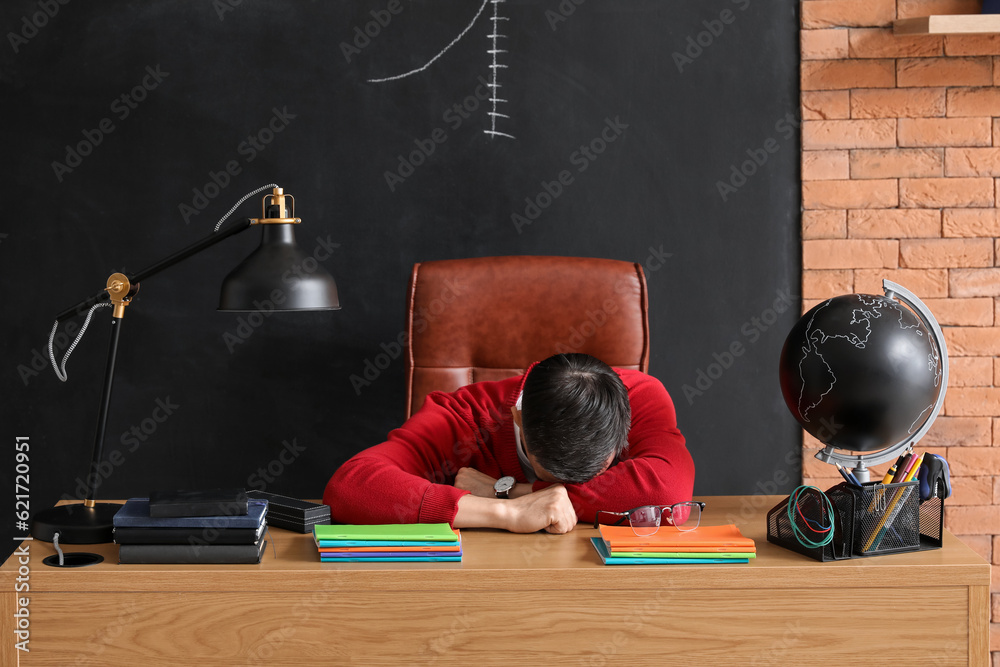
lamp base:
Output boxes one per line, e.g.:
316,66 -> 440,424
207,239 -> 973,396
31,503 -> 122,544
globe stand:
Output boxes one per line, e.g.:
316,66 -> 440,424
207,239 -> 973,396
812,280 -> 949,482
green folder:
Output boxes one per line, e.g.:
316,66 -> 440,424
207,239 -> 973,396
314,523 -> 458,542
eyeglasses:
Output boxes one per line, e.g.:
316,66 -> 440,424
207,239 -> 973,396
594,502 -> 706,536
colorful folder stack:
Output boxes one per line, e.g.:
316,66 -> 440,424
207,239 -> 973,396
592,524 -> 756,565
313,523 -> 462,562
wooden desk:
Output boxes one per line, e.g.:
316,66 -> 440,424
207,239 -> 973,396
0,496 -> 989,666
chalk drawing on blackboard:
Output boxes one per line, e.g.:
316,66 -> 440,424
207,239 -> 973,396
366,0 -> 515,140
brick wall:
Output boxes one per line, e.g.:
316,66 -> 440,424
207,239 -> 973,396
799,0 -> 1000,659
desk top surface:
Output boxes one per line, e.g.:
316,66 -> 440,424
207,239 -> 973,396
2,496 -> 988,593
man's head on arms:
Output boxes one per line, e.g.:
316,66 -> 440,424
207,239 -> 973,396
515,353 -> 631,484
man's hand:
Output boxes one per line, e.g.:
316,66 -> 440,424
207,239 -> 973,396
453,467 -> 499,498
502,484 -> 577,534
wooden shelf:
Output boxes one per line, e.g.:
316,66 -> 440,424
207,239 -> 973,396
894,14 -> 1000,35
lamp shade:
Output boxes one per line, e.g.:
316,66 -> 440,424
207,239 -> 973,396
218,224 -> 340,311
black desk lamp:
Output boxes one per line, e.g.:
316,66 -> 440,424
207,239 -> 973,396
31,186 -> 339,545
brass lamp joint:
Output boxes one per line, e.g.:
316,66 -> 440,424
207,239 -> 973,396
251,186 -> 300,225
105,273 -> 138,319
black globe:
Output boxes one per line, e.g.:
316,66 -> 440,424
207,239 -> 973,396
779,293 -> 943,453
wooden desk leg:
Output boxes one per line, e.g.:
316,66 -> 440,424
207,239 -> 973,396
970,585 -> 989,667
1,592 -> 15,666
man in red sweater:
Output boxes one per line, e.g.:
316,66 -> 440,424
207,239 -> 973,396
323,353 -> 695,534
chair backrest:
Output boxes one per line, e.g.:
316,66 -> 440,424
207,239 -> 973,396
404,255 -> 649,418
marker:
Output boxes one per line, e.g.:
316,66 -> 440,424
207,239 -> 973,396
903,452 -> 925,483
879,463 -> 898,485
891,452 -> 913,483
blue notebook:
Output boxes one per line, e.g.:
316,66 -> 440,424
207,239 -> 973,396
113,498 -> 267,529
590,538 -> 749,565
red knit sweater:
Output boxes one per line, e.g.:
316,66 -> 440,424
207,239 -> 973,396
323,369 -> 695,526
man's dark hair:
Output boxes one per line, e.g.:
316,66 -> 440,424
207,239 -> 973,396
520,353 -> 631,483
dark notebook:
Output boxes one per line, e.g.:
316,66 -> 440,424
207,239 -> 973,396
148,488 -> 248,518
113,498 -> 267,529
118,536 -> 267,564
113,522 -> 266,545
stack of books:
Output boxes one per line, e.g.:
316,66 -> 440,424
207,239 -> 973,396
247,490 -> 330,533
113,496 -> 269,564
313,523 -> 462,562
592,524 -> 756,565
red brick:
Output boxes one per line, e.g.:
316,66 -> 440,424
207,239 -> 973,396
922,298 -> 994,326
949,448 -> 1000,476
995,359 -> 1000,386
899,177 -> 994,208
802,0 -> 896,29
951,269 -> 1000,297
946,34 -> 1000,56
803,150 -> 850,180
803,119 -> 896,149
850,148 -> 942,178
898,57 -> 993,88
802,29 -> 849,60
949,357 -> 996,387
900,238 -> 993,268
802,91 -> 851,120
944,209 -> 1000,237
803,210 -> 848,239
802,179 -> 899,209
854,268 -> 948,297
995,57 -> 1000,87
956,534 -> 993,562
802,239 -> 898,268
995,301 -> 1000,331
948,88 -> 1000,117
946,329 -> 1000,356
898,117 -> 992,147
946,387 -> 1000,416
849,27 -> 942,57
994,593 -> 1000,623
950,476 -> 996,505
945,504 -> 1000,534
897,0 -> 983,18
946,148 -> 1000,177
924,415 -> 993,447
847,208 -> 940,237
803,269 -> 854,298
996,239 -> 1000,266
803,60 -> 895,91
850,88 -> 946,119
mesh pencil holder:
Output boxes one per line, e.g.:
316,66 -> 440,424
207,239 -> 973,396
767,482 -> 944,562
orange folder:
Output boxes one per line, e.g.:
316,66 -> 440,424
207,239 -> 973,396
599,524 -> 755,550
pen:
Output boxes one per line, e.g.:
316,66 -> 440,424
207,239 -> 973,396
890,452 -> 913,483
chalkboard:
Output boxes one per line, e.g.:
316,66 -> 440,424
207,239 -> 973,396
0,1 -> 800,554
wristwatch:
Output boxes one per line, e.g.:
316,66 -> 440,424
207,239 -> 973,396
494,476 -> 515,499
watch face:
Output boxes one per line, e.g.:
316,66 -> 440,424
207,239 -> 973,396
495,476 -> 515,493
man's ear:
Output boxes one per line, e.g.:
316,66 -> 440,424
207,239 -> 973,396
510,405 -> 523,430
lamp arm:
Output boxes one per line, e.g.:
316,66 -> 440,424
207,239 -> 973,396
54,217 -> 255,322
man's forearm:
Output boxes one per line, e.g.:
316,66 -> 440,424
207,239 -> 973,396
453,494 -> 509,530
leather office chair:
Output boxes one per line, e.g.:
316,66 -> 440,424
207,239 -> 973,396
404,255 -> 650,418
